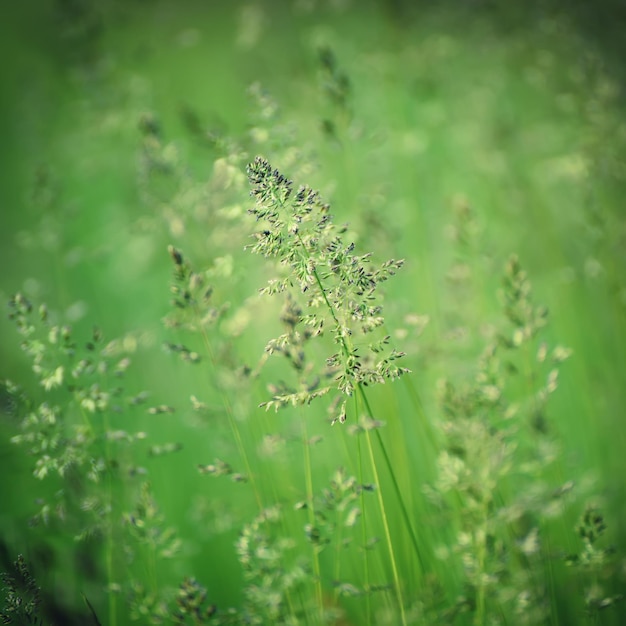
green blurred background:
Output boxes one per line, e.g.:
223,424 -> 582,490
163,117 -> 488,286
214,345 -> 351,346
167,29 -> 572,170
1,0 -> 625,622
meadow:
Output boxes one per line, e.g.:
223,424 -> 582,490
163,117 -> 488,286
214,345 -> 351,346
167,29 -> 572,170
1,1 -> 625,624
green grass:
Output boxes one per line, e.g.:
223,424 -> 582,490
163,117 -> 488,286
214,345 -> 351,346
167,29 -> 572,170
1,1 -> 626,624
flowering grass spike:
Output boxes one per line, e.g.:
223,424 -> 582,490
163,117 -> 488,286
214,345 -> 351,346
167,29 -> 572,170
246,156 -> 409,422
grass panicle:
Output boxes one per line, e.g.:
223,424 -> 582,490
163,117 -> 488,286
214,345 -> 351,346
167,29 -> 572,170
246,155 -> 409,424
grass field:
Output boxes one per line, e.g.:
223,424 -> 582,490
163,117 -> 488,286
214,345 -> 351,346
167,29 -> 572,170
1,1 -> 625,624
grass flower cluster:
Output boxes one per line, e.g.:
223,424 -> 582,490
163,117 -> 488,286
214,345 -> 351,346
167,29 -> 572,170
246,155 -> 408,421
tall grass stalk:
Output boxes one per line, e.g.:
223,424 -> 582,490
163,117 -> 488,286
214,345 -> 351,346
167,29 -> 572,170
307,240 -> 412,619
353,415 -> 373,625
245,156 -> 421,622
362,422 -> 406,624
300,413 -> 324,622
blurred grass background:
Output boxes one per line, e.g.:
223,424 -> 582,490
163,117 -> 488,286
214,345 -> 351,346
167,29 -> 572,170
1,0 -> 626,622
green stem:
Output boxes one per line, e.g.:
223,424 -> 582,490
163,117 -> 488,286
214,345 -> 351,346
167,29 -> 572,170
302,414 -> 325,623
363,424 -> 407,625
356,417 -> 372,625
358,387 -> 424,571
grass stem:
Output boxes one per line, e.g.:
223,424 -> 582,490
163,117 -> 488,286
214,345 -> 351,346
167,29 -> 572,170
363,424 -> 407,625
301,413 -> 325,623
358,387 -> 424,571
356,420 -> 372,625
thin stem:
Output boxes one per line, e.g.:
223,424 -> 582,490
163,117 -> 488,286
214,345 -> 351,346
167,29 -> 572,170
358,387 -> 424,571
306,249 -> 351,363
356,415 -> 373,625
302,414 -> 325,623
363,424 -> 407,625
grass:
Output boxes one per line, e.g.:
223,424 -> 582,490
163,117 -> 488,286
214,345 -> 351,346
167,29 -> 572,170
1,0 -> 626,624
